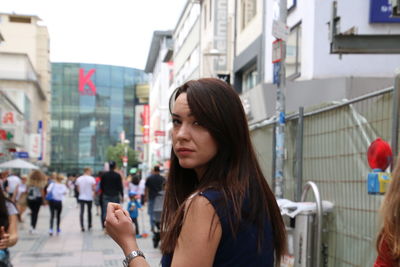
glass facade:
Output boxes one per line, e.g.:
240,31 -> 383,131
50,63 -> 147,174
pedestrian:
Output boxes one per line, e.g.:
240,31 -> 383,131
94,171 -> 103,216
6,172 -> 21,198
12,175 -> 28,222
127,192 -> 142,238
145,166 -> 165,232
47,173 -> 67,235
100,161 -> 123,227
0,186 -> 18,266
105,78 -> 287,267
75,167 -> 96,232
0,171 -> 9,193
67,174 -> 74,197
72,175 -> 80,206
26,170 -> 46,234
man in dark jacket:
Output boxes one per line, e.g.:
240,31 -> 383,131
100,161 -> 123,227
145,165 -> 165,231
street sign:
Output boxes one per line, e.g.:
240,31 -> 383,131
272,20 -> 289,41
16,152 -> 29,159
273,62 -> 281,85
272,39 -> 284,63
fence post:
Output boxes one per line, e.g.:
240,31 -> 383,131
391,73 -> 400,170
295,107 -> 304,202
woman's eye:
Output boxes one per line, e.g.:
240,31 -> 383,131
193,121 -> 200,126
172,119 -> 181,126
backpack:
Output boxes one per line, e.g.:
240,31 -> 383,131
27,186 -> 40,200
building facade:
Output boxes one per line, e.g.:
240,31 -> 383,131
173,1 -> 201,86
145,31 -> 174,171
0,13 -> 51,165
50,63 -> 147,174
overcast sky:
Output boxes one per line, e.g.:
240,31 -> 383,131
1,0 -> 187,70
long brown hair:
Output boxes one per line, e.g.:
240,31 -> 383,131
27,170 -> 47,188
160,78 -> 286,261
377,155 -> 400,259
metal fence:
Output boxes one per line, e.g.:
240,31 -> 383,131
251,86 -> 395,266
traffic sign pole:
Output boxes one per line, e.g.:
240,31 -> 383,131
274,0 -> 287,199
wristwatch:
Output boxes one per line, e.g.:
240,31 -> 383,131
123,250 -> 145,267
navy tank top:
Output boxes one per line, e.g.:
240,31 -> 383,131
161,189 -> 275,267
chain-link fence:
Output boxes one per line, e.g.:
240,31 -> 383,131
251,86 -> 395,266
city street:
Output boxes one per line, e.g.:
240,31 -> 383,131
9,196 -> 162,267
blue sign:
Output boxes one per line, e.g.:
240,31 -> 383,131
370,0 -> 400,23
16,152 -> 29,159
38,121 -> 43,161
273,62 -> 281,85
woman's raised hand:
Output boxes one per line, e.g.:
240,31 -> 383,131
104,203 -> 138,255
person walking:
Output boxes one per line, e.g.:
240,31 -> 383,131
75,168 -> 96,232
12,176 -> 28,221
26,170 -> 46,234
105,78 -> 287,267
6,172 -> 21,198
100,161 -> 123,227
145,166 -> 165,232
47,174 -> 67,235
127,192 -> 142,238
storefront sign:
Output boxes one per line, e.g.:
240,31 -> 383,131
213,0 -> 228,72
16,151 -> 29,158
78,68 -> 97,95
29,133 -> 41,159
370,0 -> 400,23
2,111 -> 16,125
141,105 -> 150,144
0,129 -> 14,140
37,120 -> 44,161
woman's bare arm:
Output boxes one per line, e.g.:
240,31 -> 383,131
171,195 -> 222,267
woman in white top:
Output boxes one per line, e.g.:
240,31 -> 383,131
12,176 -> 28,221
47,174 -> 67,235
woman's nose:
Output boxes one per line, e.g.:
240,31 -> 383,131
176,123 -> 190,140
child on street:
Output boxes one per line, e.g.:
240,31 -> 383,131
127,192 -> 142,238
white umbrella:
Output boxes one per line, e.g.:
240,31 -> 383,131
0,158 -> 39,169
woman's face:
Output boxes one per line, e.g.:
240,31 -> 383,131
172,93 -> 218,177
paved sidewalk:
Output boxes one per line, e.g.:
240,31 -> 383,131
9,196 -> 162,267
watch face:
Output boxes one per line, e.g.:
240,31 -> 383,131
132,251 -> 138,257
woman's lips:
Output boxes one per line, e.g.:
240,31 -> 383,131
176,148 -> 194,156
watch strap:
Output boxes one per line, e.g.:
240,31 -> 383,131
123,250 -> 145,267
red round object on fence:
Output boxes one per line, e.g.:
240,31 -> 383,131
367,138 -> 392,170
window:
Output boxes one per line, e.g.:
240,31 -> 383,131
241,0 -> 257,30
242,65 -> 258,92
204,4 -> 207,29
9,16 -> 31,24
209,0 -> 212,21
286,23 -> 301,78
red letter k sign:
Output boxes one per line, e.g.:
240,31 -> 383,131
79,68 -> 96,95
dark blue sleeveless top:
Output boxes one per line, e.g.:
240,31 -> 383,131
161,189 -> 275,267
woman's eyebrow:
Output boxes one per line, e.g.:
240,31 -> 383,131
171,113 -> 194,117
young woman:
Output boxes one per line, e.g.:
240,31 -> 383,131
12,175 -> 28,221
26,170 -> 46,234
375,155 -> 400,266
47,174 -> 67,235
105,78 -> 287,267
0,186 -> 18,266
